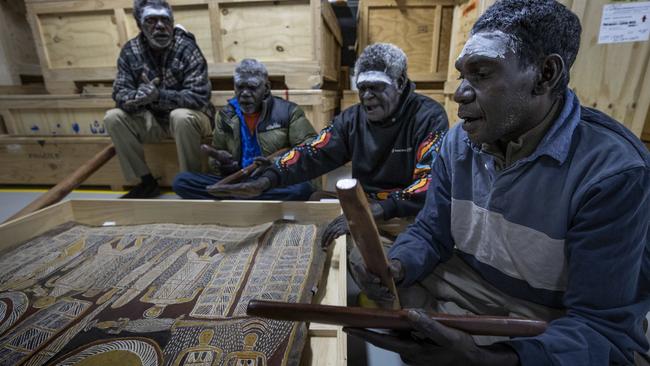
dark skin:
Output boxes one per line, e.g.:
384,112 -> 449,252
358,74 -> 406,122
235,75 -> 270,114
206,72 -> 409,199
207,72 -> 405,244
141,9 -> 174,51
125,7 -> 174,108
454,32 -> 564,145
348,31 -> 565,365
202,74 -> 272,187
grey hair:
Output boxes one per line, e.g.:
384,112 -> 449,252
354,43 -> 408,83
234,59 -> 269,83
133,0 -> 173,26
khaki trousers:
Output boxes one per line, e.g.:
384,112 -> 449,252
104,108 -> 212,183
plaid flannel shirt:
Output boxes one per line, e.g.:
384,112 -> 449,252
112,27 -> 215,124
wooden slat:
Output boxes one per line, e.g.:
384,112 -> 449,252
0,136 -> 184,187
357,0 -> 455,84
208,0 -> 223,63
0,200 -> 75,255
26,0 -> 341,91
0,90 -> 339,136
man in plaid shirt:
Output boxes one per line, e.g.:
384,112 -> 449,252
104,0 -> 215,198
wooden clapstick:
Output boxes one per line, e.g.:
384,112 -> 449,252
215,147 -> 290,186
247,300 -> 548,337
5,144 -> 116,223
335,178 -> 400,309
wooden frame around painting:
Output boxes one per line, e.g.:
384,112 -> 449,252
0,199 -> 347,366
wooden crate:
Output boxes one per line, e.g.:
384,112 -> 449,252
25,0 -> 342,93
0,136 -> 185,188
0,0 -> 42,86
558,0 -> 650,139
357,0 -> 456,84
0,90 -> 339,136
442,0 -> 493,126
341,89 -> 445,110
641,109 -> 650,142
0,199 -> 347,365
442,0 -> 650,137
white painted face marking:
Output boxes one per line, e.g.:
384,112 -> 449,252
141,7 -> 172,23
458,30 -> 518,61
356,71 -> 394,86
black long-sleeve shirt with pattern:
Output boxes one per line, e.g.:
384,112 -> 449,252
262,82 -> 448,220
112,27 -> 215,124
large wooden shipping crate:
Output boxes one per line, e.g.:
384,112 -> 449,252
441,0 -> 650,138
0,136 -> 185,188
357,0 -> 456,85
558,0 -> 650,139
0,90 -> 339,136
0,199 -> 348,366
0,0 -> 41,87
25,0 -> 342,93
442,0 -> 493,125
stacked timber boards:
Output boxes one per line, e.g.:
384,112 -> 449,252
0,91 -> 339,136
0,90 -> 339,187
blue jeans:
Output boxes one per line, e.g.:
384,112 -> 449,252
172,172 -> 314,200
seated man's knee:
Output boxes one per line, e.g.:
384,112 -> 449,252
104,108 -> 129,131
172,172 -> 194,193
170,108 -> 195,127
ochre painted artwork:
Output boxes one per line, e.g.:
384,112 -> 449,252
0,221 -> 326,365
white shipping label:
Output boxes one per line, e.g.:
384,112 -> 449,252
598,2 -> 650,44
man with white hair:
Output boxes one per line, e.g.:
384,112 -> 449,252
209,43 -> 449,243
105,0 -> 214,199
172,58 -> 317,200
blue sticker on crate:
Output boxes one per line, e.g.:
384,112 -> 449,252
72,122 -> 80,133
30,125 -> 40,132
90,120 -> 106,134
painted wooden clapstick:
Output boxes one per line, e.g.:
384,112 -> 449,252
214,147 -> 290,186
335,178 -> 401,309
247,300 -> 548,337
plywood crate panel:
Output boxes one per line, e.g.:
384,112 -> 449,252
0,136 -> 185,187
443,0 -> 650,136
556,0 -> 650,139
0,90 -> 339,136
0,0 -> 42,86
25,0 -> 342,93
357,0 -> 455,84
341,89 -> 444,111
442,0 -> 494,125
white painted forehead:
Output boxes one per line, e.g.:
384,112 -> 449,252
356,71 -> 394,85
458,30 -> 518,60
141,6 -> 172,21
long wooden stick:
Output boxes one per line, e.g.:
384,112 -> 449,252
336,178 -> 400,309
4,144 -> 116,223
216,147 -> 290,186
247,300 -> 548,337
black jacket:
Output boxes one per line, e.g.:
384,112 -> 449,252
263,82 -> 449,219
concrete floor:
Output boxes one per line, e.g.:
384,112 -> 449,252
2,188 -> 647,365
